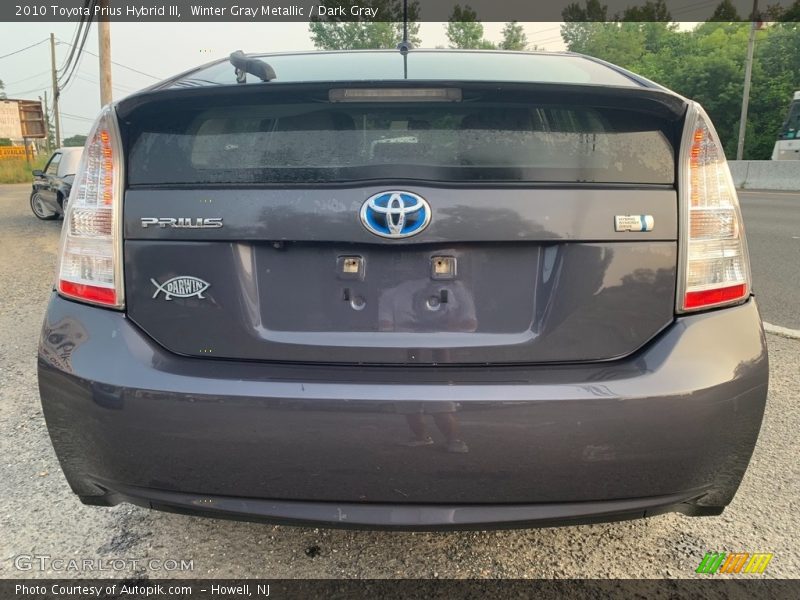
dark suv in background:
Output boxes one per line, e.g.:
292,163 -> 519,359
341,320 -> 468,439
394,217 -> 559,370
37,50 -> 768,529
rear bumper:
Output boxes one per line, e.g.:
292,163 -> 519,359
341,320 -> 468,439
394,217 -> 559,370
87,484 -> 722,531
38,294 -> 768,529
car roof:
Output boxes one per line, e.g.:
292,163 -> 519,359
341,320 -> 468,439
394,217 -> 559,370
160,49 -> 647,90
51,147 -> 83,175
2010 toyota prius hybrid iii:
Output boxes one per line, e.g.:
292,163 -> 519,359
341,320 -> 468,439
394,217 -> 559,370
37,49 -> 768,530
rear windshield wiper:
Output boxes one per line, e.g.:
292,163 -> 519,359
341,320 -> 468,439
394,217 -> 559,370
229,51 -> 277,83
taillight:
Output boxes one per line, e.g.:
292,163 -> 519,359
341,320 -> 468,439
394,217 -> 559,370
56,106 -> 124,308
677,104 -> 751,313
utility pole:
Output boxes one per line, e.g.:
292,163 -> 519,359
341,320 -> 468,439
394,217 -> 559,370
49,32 -> 61,148
736,0 -> 759,160
42,91 -> 50,153
98,0 -> 113,105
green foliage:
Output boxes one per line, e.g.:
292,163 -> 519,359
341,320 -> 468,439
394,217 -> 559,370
0,78 -> 6,100
309,0 -> 420,50
562,0 -> 608,21
0,137 -> 12,146
446,6 -> 526,50
619,0 -> 671,21
499,21 -> 528,51
709,0 -> 740,21
559,18 -> 800,160
63,134 -> 87,147
773,0 -> 800,21
446,5 -> 496,49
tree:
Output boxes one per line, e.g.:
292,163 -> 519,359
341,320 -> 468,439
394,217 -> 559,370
446,5 -> 495,49
709,0 -> 740,21
771,0 -> 800,21
619,0 -> 671,21
309,0 -> 420,50
63,134 -> 87,147
559,18 -> 800,159
561,0 -> 610,55
562,0 -> 607,21
499,21 -> 528,50
748,22 -> 800,157
0,79 -> 6,100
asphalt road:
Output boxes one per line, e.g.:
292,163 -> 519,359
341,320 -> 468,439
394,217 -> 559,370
739,191 -> 800,330
0,183 -> 798,580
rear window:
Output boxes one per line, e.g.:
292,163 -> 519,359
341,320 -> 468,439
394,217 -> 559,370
170,52 -> 640,88
127,102 -> 675,185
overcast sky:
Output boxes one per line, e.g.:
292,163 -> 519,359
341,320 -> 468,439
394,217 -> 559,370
0,22 -> 566,138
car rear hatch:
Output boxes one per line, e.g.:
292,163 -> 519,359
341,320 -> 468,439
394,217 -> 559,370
118,81 -> 686,365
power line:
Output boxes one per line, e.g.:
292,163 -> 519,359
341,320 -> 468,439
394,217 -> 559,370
4,85 -> 49,98
672,0 -> 721,18
0,38 -> 47,58
60,37 -> 91,94
530,35 -> 564,47
59,1 -> 95,90
0,38 -> 49,61
525,26 -> 562,37
58,2 -> 92,77
57,37 -> 163,80
75,72 -> 138,93
4,70 -> 50,86
60,112 -> 95,122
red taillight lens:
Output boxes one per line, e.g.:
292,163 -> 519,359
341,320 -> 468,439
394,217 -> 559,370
58,281 -> 118,305
684,284 -> 748,310
678,106 -> 750,312
56,107 -> 124,309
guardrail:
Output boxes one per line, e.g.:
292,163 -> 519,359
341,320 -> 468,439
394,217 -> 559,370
728,161 -> 799,191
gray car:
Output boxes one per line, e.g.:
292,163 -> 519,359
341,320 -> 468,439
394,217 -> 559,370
37,50 -> 768,530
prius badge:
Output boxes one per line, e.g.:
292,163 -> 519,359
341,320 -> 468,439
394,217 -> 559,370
151,276 -> 210,300
141,217 -> 223,229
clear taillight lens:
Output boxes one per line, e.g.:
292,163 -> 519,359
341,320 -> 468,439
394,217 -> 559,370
678,105 -> 750,312
56,106 -> 124,308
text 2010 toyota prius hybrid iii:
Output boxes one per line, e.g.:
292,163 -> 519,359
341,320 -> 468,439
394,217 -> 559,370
37,49 -> 768,529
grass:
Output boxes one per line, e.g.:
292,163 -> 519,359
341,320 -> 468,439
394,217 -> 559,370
0,156 -> 48,184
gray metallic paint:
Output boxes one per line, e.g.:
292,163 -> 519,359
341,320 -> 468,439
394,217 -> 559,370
123,188 -> 678,243
38,294 -> 767,526
87,484 -> 722,531
123,187 -> 679,364
125,240 -> 678,364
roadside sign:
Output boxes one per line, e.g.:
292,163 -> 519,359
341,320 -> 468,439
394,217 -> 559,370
0,99 -> 46,140
0,146 -> 27,160
18,100 -> 46,138
0,101 -> 23,139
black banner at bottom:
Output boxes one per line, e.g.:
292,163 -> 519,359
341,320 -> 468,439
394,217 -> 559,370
2,579 -> 799,600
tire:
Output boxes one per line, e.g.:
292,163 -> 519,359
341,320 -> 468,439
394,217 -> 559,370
30,192 -> 59,220
58,193 -> 67,219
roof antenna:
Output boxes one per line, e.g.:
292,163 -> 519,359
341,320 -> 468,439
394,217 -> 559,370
396,0 -> 412,79
396,0 -> 413,55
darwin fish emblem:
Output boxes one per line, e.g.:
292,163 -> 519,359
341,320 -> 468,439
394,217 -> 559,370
151,276 -> 210,301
